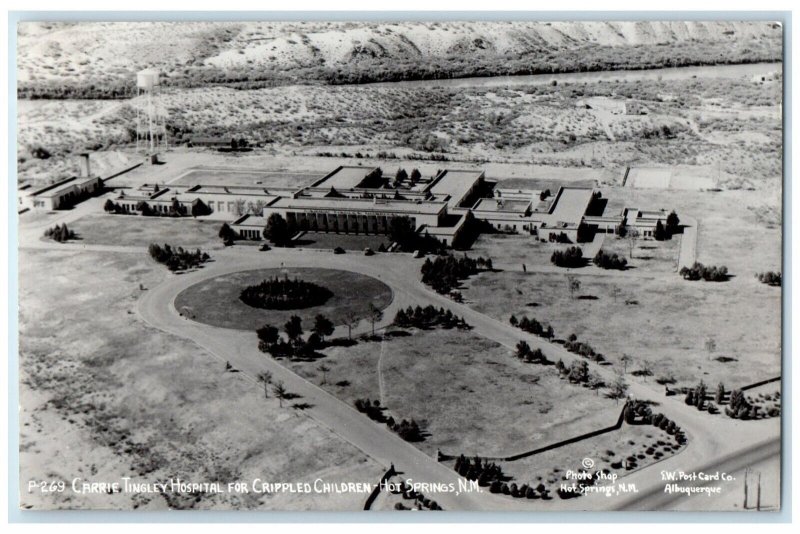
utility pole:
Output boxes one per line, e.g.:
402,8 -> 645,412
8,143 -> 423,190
743,467 -> 750,510
757,472 -> 762,511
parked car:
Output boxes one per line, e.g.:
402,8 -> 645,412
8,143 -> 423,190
259,243 -> 271,251
364,247 -> 374,256
333,246 -> 346,255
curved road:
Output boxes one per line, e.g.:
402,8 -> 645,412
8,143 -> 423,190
21,230 -> 780,511
133,246 -> 780,511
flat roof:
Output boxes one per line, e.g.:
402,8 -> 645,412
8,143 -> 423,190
232,214 -> 269,227
311,166 -> 378,190
545,187 -> 593,225
187,184 -> 277,197
269,196 -> 445,215
426,169 -> 483,207
473,198 -> 531,213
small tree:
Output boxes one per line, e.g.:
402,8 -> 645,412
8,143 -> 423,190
273,381 -> 287,408
317,364 -> 331,384
285,315 -> 304,346
567,275 -> 581,300
264,213 -> 290,245
256,371 -> 272,398
515,340 -> 531,360
654,220 -> 667,241
342,309 -> 359,340
639,362 -> 653,382
611,285 -> 621,304
715,382 -> 726,404
256,324 -> 280,345
666,211 -> 680,236
368,303 -> 384,336
610,374 -> 628,404
704,337 -> 717,362
219,222 -> 236,243
626,228 -> 640,259
620,353 -> 632,374
312,314 -> 334,343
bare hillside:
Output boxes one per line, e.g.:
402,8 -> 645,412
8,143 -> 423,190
18,21 -> 781,97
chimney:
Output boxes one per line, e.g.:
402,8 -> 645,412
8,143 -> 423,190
80,153 -> 91,178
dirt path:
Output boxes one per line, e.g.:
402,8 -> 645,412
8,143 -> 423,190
21,233 -> 779,511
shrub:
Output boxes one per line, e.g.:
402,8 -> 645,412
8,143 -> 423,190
593,249 -> 628,270
680,262 -> 729,282
756,271 -> 781,286
43,223 -> 75,242
551,246 -> 584,268
148,243 -> 210,272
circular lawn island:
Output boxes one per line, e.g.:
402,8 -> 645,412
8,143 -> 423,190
174,267 -> 393,331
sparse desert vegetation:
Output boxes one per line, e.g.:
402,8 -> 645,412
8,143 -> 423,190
19,249 -> 383,510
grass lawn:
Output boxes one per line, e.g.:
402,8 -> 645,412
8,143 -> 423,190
70,213 -> 223,249
462,186 -> 781,390
599,234 -> 681,275
19,249 -> 382,510
463,269 -> 780,389
174,267 -> 393,331
470,233 -> 583,268
285,328 -> 621,458
294,231 -> 392,251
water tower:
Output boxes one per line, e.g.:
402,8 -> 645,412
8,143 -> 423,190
135,68 -> 168,155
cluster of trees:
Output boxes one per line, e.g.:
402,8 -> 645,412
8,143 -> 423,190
756,271 -> 782,287
549,232 -> 572,244
490,480 -> 550,500
593,249 -> 628,270
390,480 -> 442,511
393,305 -> 469,330
256,314 -> 335,359
625,401 -> 687,446
147,243 -> 210,272
725,389 -> 760,420
509,315 -> 555,340
655,211 -> 681,240
513,341 -> 548,364
555,359 -> 601,389
679,262 -> 730,282
420,254 -> 491,294
453,456 -> 506,487
551,246 -> 585,268
392,167 -> 422,187
353,398 -> 424,441
43,223 -> 75,242
684,381 -> 709,411
354,398 -> 385,421
239,276 -> 333,310
564,334 -> 606,364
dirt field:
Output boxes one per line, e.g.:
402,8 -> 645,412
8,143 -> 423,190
285,328 -> 623,459
69,213 -> 223,249
174,267 -> 393,331
18,249 -> 384,510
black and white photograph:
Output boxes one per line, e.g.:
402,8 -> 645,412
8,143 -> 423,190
11,12 -> 787,516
